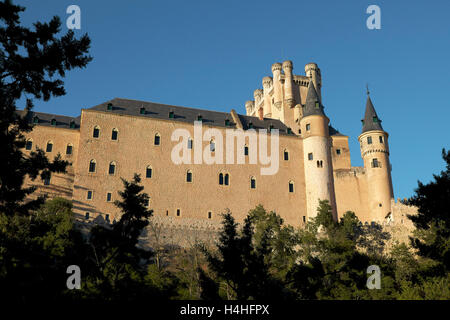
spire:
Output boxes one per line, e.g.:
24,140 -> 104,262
361,95 -> 383,133
303,80 -> 325,117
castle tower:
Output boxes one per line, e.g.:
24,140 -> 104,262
305,63 -> 322,101
300,81 -> 337,220
262,77 -> 273,117
282,60 -> 295,108
358,94 -> 394,222
271,63 -> 283,112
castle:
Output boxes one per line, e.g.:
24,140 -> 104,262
21,61 -> 396,227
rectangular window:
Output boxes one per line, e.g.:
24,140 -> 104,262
308,153 -> 313,161
306,123 -> 311,131
372,158 -> 379,168
303,216 -> 306,223
106,192 -> 112,202
176,209 -> 180,217
187,139 -> 193,149
210,142 -> 215,152
66,145 -> 73,155
146,167 -> 152,178
46,143 -> 53,153
154,135 -> 160,145
43,178 -> 50,186
186,171 -> 192,182
367,136 -> 372,144
25,141 -> 32,150
87,190 -> 93,200
379,136 -> 383,143
336,149 -> 341,155
208,212 -> 212,219
93,128 -> 99,138
244,146 -> 249,156
284,151 -> 289,161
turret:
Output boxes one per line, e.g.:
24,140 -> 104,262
305,63 -> 322,101
262,76 -> 273,117
271,63 -> 283,111
253,89 -> 263,106
282,60 -> 295,108
358,94 -> 394,222
245,100 -> 255,115
300,81 -> 337,220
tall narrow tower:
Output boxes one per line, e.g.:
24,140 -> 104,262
300,81 -> 337,220
358,94 -> 394,222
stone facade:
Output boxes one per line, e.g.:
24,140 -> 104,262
21,60 -> 414,229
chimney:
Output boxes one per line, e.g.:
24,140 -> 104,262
258,107 -> 264,120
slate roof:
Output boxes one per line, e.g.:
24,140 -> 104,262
329,125 -> 345,136
17,110 -> 80,129
361,96 -> 383,133
302,81 -> 326,117
87,98 -> 293,134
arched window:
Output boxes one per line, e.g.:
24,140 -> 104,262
289,181 -> 294,193
25,139 -> 33,150
210,139 -> 215,152
46,141 -> 53,153
93,125 -> 100,138
250,177 -> 256,189
219,173 -> 224,185
108,162 -> 116,175
85,212 -> 90,220
111,128 -> 118,140
146,165 -> 152,178
284,149 -> 289,161
89,159 -> 96,173
224,173 -> 229,186
154,133 -> 160,145
186,170 -> 192,182
51,118 -> 57,126
66,143 -> 73,155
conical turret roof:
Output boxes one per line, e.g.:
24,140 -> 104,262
361,95 -> 383,133
303,81 -> 325,117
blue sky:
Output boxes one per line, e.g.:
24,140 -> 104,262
16,0 -> 450,199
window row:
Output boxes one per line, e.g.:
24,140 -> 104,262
366,135 -> 384,145
25,139 -> 74,155
92,126 -> 161,145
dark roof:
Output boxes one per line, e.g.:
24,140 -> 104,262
329,125 -> 345,136
361,96 -> 383,133
88,98 -> 293,134
302,81 -> 325,117
17,110 -> 80,129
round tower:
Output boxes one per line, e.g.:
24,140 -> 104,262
282,60 -> 295,108
262,76 -> 273,117
300,81 -> 337,220
271,63 -> 283,111
305,63 -> 322,101
358,95 -> 394,223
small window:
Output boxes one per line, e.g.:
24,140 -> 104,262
219,173 -> 224,185
169,110 -> 174,118
176,209 -> 180,217
208,212 -> 212,219
93,126 -> 100,138
197,115 -> 203,121
69,120 -> 76,129
25,139 -> 33,150
111,128 -> 118,140
46,141 -> 53,153
269,124 -> 274,132
336,149 -> 341,155
43,177 -> 50,186
284,150 -> 289,161
298,129 -> 302,134
248,122 -> 253,129
250,177 -> 256,189
379,136 -> 383,143
109,162 -> 116,175
244,145 -> 249,156
186,170 -> 192,183
373,116 -> 378,123
146,166 -> 152,178
315,101 -> 319,109
154,134 -> 160,146
225,119 -> 230,126
87,190 -> 93,200
166,210 -> 169,216
51,118 -> 57,126
224,174 -> 229,186
308,153 -> 313,161
85,212 -> 90,220
302,216 -> 306,223
89,159 -> 96,173
306,123 -> 311,131
317,160 -> 323,168
367,136 -> 372,144
107,103 -> 113,111
106,192 -> 112,202
33,116 -> 39,124
188,138 -> 193,149
66,144 -> 73,155
140,107 -> 146,115
210,140 -> 215,152
289,181 -> 294,193
287,128 -> 292,134
371,158 -> 379,168
105,214 -> 110,223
